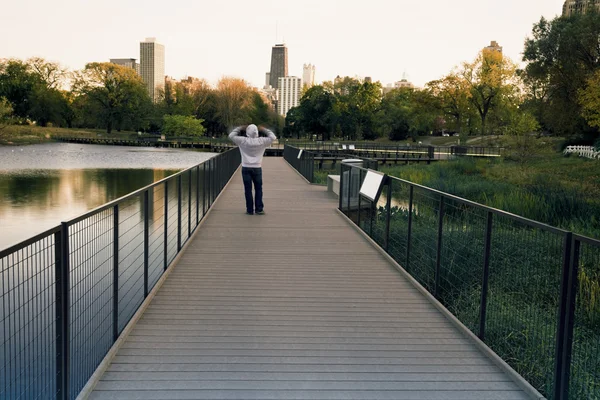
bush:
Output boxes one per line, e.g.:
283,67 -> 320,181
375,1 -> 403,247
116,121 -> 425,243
162,115 -> 206,137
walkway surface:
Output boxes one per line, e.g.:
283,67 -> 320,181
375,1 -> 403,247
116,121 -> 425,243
89,158 -> 532,400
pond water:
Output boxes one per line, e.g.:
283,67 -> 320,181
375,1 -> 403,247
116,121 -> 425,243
0,143 -> 216,250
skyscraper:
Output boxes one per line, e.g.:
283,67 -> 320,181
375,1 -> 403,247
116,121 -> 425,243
563,0 -> 600,16
268,44 -> 288,89
277,76 -> 301,117
140,38 -> 165,102
109,58 -> 140,75
302,64 -> 315,88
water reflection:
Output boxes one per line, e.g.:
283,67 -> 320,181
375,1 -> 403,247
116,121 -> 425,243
0,169 -> 178,250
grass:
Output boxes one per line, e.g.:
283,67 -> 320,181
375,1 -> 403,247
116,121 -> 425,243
0,125 -> 144,145
378,149 -> 600,240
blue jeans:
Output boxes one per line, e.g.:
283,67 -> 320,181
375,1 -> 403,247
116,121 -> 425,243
241,167 -> 263,214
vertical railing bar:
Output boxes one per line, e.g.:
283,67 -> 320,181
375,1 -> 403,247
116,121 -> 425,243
554,231 -> 573,400
163,180 -> 168,271
112,205 -> 119,341
347,166 -> 351,213
339,164 -> 344,211
435,196 -> 445,298
357,169 -> 362,228
143,190 -> 149,298
55,222 -> 70,400
384,178 -> 392,252
188,170 -> 192,239
406,185 -> 414,272
560,237 -> 580,400
202,163 -> 206,217
196,165 -> 200,226
177,175 -> 182,252
478,211 -> 493,340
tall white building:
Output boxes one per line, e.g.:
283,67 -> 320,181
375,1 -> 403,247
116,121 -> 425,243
140,38 -> 165,102
277,76 -> 301,117
302,64 -> 315,88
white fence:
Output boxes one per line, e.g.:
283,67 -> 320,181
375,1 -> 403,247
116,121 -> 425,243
563,145 -> 600,159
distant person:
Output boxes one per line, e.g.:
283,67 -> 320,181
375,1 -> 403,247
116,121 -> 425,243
229,124 -> 277,215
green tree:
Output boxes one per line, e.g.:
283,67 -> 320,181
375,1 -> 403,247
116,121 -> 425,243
578,70 -> 600,129
522,12 -> 600,138
461,49 -> 519,136
427,73 -> 471,135
291,85 -> 336,140
163,114 -> 206,137
0,97 -> 13,135
377,89 -> 412,141
0,59 -> 41,119
73,62 -> 151,133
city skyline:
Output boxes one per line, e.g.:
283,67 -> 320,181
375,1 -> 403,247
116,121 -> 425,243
1,0 -> 565,90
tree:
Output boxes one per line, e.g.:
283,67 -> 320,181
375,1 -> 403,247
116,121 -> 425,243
0,97 -> 13,135
522,12 -> 600,138
427,73 -> 471,134
0,59 -> 41,119
461,49 -> 519,136
292,85 -> 336,140
578,70 -> 600,129
72,62 -> 151,133
163,114 -> 206,137
214,77 -> 253,130
377,89 -> 413,141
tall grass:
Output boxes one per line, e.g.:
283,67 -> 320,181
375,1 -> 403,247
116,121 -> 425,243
380,155 -> 600,240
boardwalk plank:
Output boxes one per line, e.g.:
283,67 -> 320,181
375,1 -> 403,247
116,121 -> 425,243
88,158 -> 534,400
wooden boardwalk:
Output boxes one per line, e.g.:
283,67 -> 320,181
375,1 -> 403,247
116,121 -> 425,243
88,158 -> 534,400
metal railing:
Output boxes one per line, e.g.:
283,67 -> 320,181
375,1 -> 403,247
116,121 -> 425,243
283,146 -> 316,183
287,142 -> 504,158
338,162 -> 600,400
0,148 -> 241,400
284,145 -> 378,184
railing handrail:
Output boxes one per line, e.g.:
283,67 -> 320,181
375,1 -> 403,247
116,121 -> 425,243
339,161 -> 570,235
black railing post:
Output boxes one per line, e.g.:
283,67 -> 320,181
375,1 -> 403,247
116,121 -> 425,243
435,196 -> 445,298
339,164 -> 344,211
188,169 -> 192,238
384,178 -> 392,252
177,175 -> 182,251
196,165 -> 200,226
406,186 -> 414,272
113,205 -> 119,341
143,190 -> 149,298
479,211 -> 493,340
164,180 -> 168,271
554,232 -> 577,400
202,163 -> 207,215
347,167 -> 352,213
357,170 -> 362,228
55,222 -> 70,400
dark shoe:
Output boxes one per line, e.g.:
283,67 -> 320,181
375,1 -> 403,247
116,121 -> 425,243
256,210 -> 265,215
246,211 -> 254,215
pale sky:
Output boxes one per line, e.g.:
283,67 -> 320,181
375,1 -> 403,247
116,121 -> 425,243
0,0 -> 564,89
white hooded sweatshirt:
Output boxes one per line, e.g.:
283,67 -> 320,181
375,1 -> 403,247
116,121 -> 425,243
228,124 -> 277,168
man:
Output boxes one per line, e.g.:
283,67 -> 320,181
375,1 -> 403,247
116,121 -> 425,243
229,124 -> 277,215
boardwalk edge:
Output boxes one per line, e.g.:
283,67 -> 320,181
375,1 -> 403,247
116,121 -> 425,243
335,208 -> 547,400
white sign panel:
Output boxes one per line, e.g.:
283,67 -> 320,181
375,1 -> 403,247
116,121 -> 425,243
360,171 -> 385,202
297,149 -> 303,159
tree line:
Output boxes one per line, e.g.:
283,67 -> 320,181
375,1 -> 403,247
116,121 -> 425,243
1,11 -> 599,144
0,59 -> 281,136
285,11 -> 600,145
